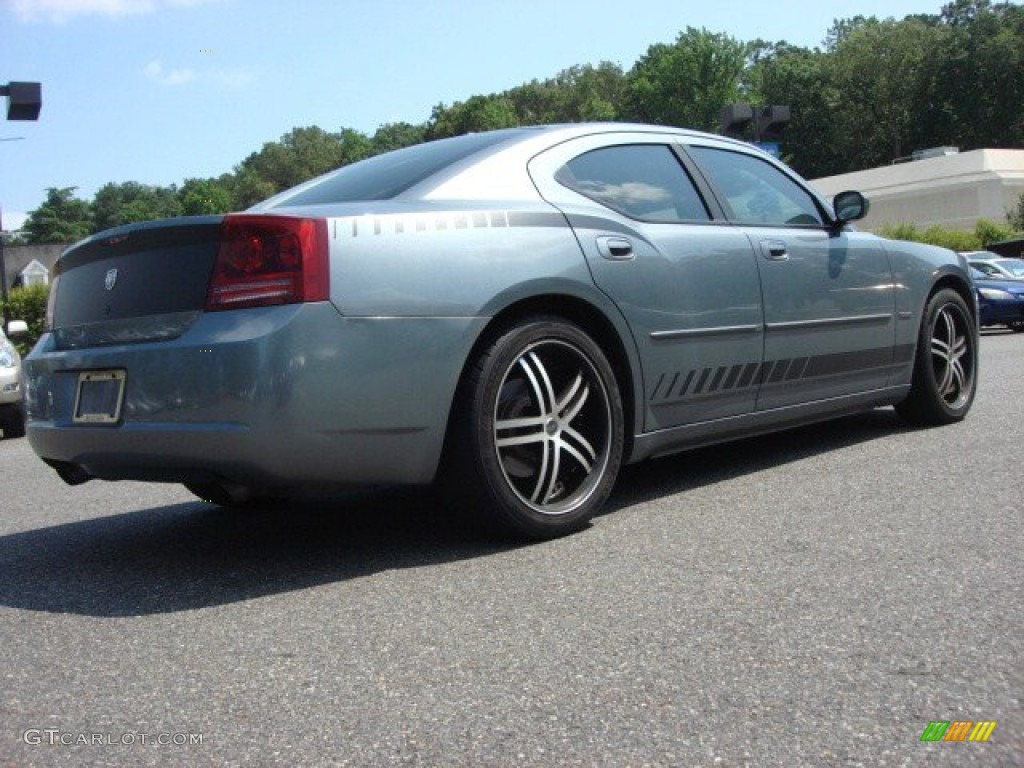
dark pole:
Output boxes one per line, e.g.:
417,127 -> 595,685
0,206 -> 9,329
1,79 -> 43,329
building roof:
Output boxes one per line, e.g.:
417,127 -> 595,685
811,149 -> 1024,232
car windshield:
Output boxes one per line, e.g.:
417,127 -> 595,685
263,130 -> 523,207
994,258 -> 1024,277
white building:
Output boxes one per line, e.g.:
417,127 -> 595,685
811,149 -> 1024,232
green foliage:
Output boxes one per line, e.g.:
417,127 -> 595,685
627,27 -> 747,131
22,187 -> 92,245
427,95 -> 521,140
876,222 -> 978,250
1008,192 -> 1024,231
92,182 -> 183,232
827,18 -> 950,169
178,177 -> 234,215
505,63 -> 627,124
974,217 -> 1016,246
876,218 -> 1019,250
224,168 -> 276,210
2,284 -> 49,355
236,126 -> 349,193
370,122 -> 427,154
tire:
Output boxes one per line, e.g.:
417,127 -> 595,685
1008,321 -> 1024,333
895,288 -> 977,425
0,406 -> 26,439
441,317 -> 625,540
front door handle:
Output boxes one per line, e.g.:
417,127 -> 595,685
596,236 -> 634,261
760,239 -> 789,261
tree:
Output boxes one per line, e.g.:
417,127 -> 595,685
237,126 -> 349,193
627,27 -> 747,131
427,95 -> 520,139
371,122 -> 427,154
1008,192 -> 1024,231
224,168 -> 275,209
178,177 -> 234,215
933,1 -> 1024,149
505,63 -> 627,124
21,187 -> 92,244
92,181 -> 182,232
828,18 -> 949,168
337,127 -> 374,167
749,45 -> 841,178
371,122 -> 428,154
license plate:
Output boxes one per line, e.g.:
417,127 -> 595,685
73,370 -> 126,424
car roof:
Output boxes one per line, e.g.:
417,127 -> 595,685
258,123 -> 764,211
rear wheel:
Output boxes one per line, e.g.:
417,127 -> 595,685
1008,320 -> 1024,333
895,288 -> 977,425
442,317 -> 624,539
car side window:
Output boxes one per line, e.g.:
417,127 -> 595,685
555,144 -> 710,223
689,146 -> 824,227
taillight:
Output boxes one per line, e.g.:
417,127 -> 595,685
205,215 -> 329,311
44,269 -> 60,331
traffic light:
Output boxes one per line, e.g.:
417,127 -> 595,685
756,105 -> 790,141
2,81 -> 42,121
720,103 -> 754,140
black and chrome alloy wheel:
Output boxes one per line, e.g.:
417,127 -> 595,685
929,300 -> 974,411
493,338 -> 612,516
897,288 -> 977,425
445,317 -> 624,539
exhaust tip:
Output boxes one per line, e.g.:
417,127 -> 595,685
44,459 -> 93,486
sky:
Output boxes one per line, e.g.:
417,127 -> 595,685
1,0 -> 953,230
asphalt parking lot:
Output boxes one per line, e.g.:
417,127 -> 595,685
1,332 -> 1021,767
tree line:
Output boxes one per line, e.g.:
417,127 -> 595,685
16,0 -> 1024,244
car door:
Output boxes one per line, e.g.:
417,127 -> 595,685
528,133 -> 764,432
686,144 -> 897,410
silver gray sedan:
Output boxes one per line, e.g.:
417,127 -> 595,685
24,123 -> 978,538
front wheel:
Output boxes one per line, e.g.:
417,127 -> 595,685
442,317 -> 625,539
895,288 -> 977,425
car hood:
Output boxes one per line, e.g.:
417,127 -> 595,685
974,275 -> 1024,292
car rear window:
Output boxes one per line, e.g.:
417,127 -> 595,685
265,131 -> 522,207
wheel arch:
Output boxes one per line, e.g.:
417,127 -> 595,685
442,292 -> 641,468
930,272 -> 977,319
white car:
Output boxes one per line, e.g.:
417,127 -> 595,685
965,252 -> 1024,280
1,320 -> 29,439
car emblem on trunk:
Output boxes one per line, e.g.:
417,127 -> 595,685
105,268 -> 118,291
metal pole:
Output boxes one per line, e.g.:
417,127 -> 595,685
0,206 -> 9,329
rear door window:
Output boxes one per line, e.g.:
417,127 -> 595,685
555,144 -> 711,223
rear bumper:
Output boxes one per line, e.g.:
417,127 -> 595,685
25,303 -> 485,488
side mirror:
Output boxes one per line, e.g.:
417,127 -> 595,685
833,190 -> 869,224
6,320 -> 28,336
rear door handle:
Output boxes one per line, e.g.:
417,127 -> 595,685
760,239 -> 789,261
596,236 -> 634,261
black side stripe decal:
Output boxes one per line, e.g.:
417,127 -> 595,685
650,344 -> 915,403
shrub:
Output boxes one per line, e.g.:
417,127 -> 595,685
2,283 -> 49,356
875,219 -> 1020,251
974,218 -> 1016,247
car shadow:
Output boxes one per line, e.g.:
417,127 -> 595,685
0,410 -> 905,618
603,408 -> 906,514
